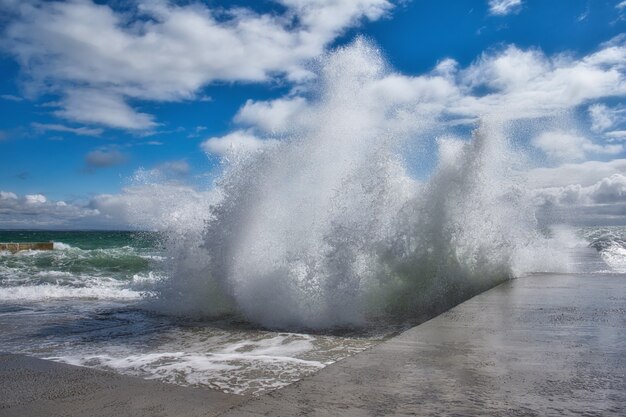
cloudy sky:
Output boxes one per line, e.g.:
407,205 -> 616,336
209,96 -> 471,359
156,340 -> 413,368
1,0 -> 626,229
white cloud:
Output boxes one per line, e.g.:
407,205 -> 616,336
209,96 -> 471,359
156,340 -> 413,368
3,0 -> 392,130
0,191 -> 101,229
533,174 -> 626,206
24,194 -> 46,204
232,37 -> 626,137
201,130 -> 280,157
0,186 -> 220,230
589,104 -> 615,132
588,103 -> 626,134
527,159 -> 626,188
617,1 -> 626,10
607,130 -> 626,139
32,122 -> 103,137
0,191 -> 18,200
488,0 -> 523,16
531,130 -> 622,162
235,97 -> 309,133
55,89 -> 157,130
454,43 -> 626,119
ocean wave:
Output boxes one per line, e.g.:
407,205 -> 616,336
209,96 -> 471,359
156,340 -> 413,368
583,227 -> 626,273
0,244 -> 157,283
52,241 -> 73,250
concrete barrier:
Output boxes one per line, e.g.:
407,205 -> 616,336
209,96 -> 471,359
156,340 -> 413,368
0,242 -> 54,253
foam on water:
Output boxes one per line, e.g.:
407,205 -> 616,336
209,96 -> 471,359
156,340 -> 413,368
583,226 -> 626,273
48,333 -> 330,395
0,285 -> 143,301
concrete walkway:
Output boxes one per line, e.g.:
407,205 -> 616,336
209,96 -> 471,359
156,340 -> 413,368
1,274 -> 624,416
221,274 -> 626,416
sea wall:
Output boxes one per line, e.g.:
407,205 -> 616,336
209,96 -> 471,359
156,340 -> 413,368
0,242 -> 54,252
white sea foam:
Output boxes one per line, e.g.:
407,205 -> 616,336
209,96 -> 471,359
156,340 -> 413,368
0,285 -> 144,301
53,241 -> 73,250
46,333 -> 343,395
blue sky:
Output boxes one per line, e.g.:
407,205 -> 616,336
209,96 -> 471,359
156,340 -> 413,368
1,0 -> 626,228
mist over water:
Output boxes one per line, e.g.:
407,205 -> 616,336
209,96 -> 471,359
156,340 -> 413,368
151,40 -> 570,329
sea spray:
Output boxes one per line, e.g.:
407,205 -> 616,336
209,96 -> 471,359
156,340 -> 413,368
151,39 -> 570,329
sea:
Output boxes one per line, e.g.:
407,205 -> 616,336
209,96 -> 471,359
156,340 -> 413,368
0,227 -> 623,395
0,230 -> 384,395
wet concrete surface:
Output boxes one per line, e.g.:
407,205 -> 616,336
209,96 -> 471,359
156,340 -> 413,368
221,274 -> 626,416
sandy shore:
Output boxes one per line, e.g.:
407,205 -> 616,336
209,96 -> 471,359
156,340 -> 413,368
0,353 -> 247,417
2,273 -> 625,416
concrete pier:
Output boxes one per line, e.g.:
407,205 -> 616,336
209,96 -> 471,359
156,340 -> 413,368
1,273 -> 624,416
0,242 -> 54,252
223,274 -> 625,416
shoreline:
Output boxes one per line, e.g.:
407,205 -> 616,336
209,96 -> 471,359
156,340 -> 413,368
2,273 -> 625,416
0,353 -> 247,417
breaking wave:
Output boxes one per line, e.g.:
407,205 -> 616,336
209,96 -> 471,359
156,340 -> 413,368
0,238 -> 162,302
585,227 -> 626,273
148,39 -> 569,329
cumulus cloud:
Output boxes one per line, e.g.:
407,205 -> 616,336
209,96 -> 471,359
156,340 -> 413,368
24,194 -> 46,204
532,171 -> 626,225
84,149 -> 128,170
533,174 -> 626,206
453,42 -> 626,119
32,122 -> 103,137
0,185 -> 220,230
201,130 -> 280,157
2,0 -> 392,130
0,190 -> 101,229
527,159 -> 626,188
488,0 -> 523,16
55,89 -> 157,130
589,104 -> 616,132
230,37 -> 626,137
0,191 -> 18,200
588,103 -> 626,137
607,130 -> 626,139
235,97 -> 309,133
531,130 -> 622,162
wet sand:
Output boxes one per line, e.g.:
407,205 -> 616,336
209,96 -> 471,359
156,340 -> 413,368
2,273 -> 625,416
0,353 -> 246,417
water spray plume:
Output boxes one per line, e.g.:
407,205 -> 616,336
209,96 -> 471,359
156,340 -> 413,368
152,39 -> 569,329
